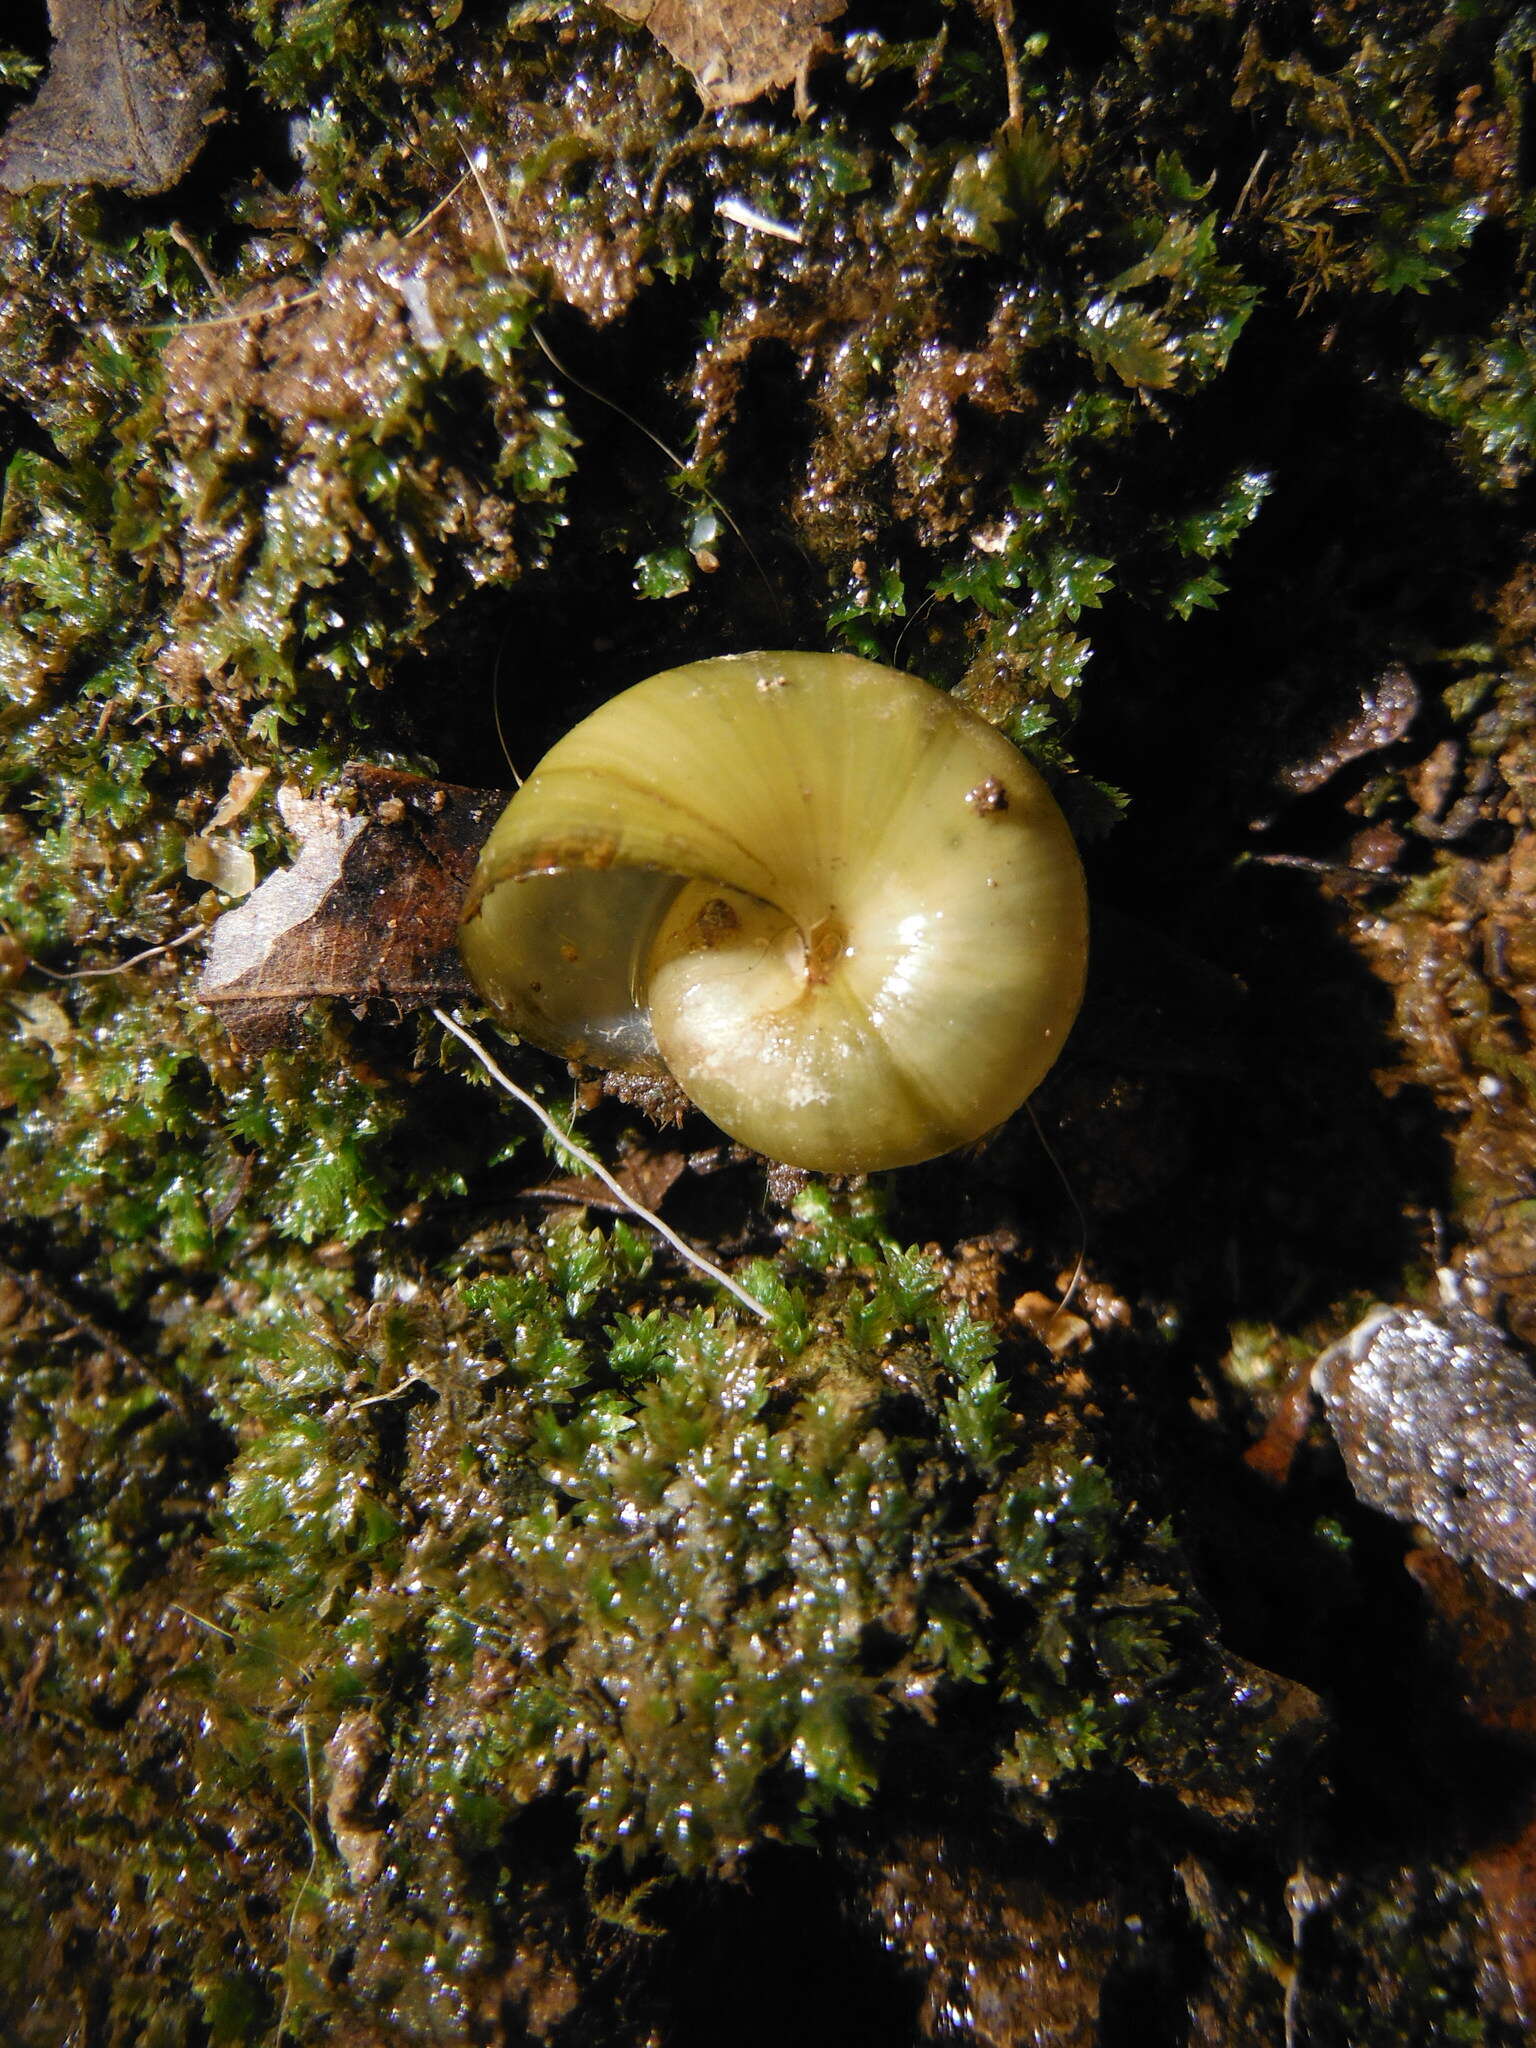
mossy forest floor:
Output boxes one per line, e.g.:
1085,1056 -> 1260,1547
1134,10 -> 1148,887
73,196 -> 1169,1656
4,1 -> 1536,2042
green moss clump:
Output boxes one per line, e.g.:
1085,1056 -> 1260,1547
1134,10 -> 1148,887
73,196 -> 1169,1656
158,1186 -> 1275,2037
3,0 -> 1535,2036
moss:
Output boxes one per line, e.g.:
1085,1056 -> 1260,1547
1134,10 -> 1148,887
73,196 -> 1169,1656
1408,320 -> 1536,489
1294,1865 -> 1518,2047
3,0 -> 1536,2037
147,1188 -> 1285,2039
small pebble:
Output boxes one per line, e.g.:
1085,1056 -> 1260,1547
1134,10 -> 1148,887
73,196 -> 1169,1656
1313,1298 -> 1536,1597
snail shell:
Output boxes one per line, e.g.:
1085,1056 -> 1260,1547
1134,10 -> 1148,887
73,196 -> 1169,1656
459,651 -> 1087,1174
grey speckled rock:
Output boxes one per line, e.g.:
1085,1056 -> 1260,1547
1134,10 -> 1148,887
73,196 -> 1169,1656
1313,1301 -> 1536,1597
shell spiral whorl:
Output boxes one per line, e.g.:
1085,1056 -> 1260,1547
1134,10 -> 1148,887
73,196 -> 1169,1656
459,651 -> 1088,1173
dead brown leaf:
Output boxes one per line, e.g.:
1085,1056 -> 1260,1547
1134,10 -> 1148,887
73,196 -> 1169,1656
198,766 -> 502,1052
526,1144 -> 688,1218
608,0 -> 845,111
0,0 -> 224,196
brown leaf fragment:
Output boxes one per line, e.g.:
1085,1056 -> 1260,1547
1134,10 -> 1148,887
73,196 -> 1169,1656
1241,1364 -> 1317,1487
527,1144 -> 688,1218
1406,1548 -> 1536,1744
610,0 -> 845,110
1313,1293 -> 1536,1596
198,766 -> 503,1052
0,0 -> 225,196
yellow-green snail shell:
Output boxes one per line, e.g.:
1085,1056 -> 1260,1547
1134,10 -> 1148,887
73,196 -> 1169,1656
458,651 -> 1088,1175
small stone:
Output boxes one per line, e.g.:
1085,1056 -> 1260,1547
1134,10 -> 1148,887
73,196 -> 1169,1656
1313,1295 -> 1536,1596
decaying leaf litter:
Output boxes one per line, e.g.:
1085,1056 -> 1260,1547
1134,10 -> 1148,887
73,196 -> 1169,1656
4,0 -> 1536,2043
0,0 -> 225,197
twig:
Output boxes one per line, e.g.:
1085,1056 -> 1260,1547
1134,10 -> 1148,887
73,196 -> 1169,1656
168,223 -> 231,308
1360,117 -> 1411,183
150,283 -> 322,337
1229,148 -> 1271,226
8,1635 -> 52,1725
352,1370 -> 436,1408
526,316 -> 775,591
1246,851 -> 1393,884
168,1602 -> 238,1644
489,626 -> 524,786
26,923 -> 205,982
432,1008 -> 770,1324
514,1182 -> 646,1219
992,0 -> 1026,132
891,589 -> 939,666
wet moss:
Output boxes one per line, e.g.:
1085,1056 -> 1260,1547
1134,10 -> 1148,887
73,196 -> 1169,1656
1296,1864 -> 1522,2047
150,1188 -> 1297,2039
4,0 -> 1536,2038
